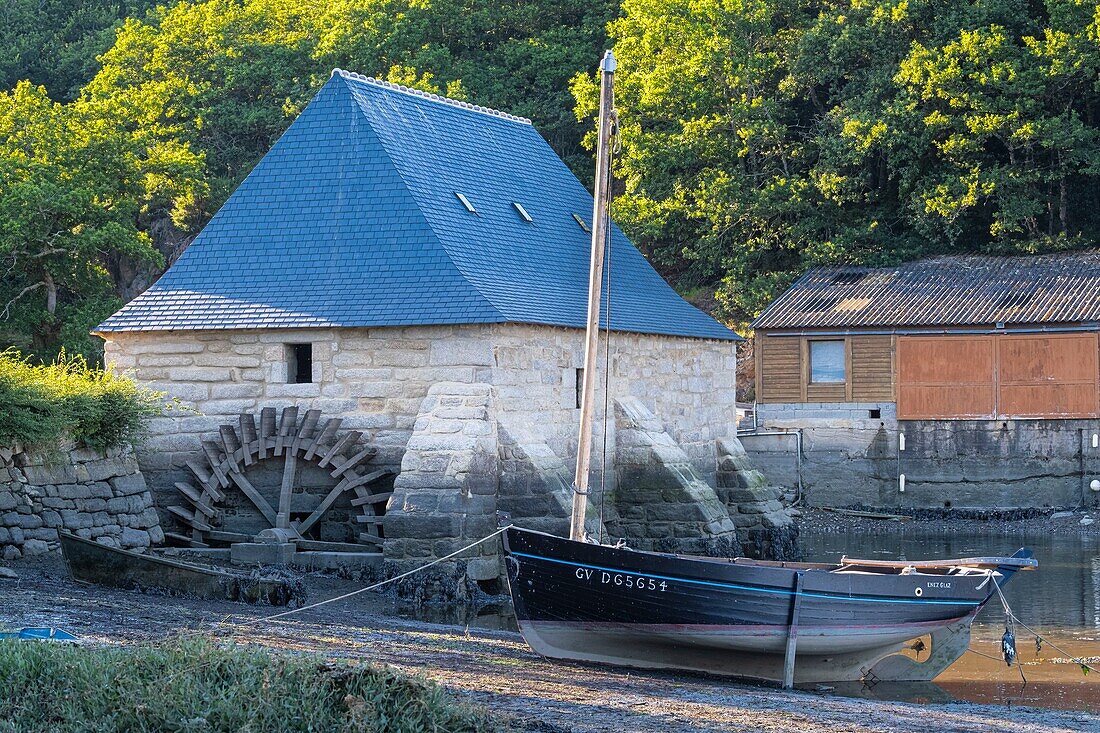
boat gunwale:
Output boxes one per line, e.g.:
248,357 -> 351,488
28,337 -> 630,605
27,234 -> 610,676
503,526 -> 1036,578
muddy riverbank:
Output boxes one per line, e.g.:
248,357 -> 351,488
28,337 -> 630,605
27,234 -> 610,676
1,555 -> 1096,733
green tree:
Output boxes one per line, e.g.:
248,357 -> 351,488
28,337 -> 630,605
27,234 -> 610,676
0,1 -> 159,100
0,82 -> 203,359
585,0 -> 1100,326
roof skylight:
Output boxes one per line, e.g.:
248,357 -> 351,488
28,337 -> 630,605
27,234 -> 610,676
513,202 -> 533,222
455,192 -> 477,213
572,213 -> 591,233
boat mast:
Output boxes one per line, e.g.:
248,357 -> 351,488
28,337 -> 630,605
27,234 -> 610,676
570,50 -> 617,542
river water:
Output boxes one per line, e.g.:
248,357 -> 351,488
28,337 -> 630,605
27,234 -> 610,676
801,527 -> 1100,712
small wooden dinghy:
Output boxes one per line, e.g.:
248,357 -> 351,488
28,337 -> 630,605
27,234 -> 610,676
58,531 -> 302,606
503,526 -> 1036,685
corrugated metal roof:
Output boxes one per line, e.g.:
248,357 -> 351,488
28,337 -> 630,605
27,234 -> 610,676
751,252 -> 1100,331
96,70 -> 738,342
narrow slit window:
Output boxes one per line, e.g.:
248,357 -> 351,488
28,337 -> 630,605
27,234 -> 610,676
455,192 -> 477,213
572,213 -> 591,233
513,202 -> 533,222
809,340 -> 845,384
286,343 -> 313,384
574,368 -> 584,409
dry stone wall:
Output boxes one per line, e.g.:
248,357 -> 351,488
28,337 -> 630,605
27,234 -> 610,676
0,445 -> 162,560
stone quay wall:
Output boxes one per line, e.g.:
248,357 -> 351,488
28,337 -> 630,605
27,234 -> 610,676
101,323 -> 738,516
0,444 -> 162,560
744,402 -> 1100,509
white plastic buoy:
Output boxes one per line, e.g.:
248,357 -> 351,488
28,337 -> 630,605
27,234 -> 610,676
899,474 -> 906,493
899,433 -> 906,451
1091,479 -> 1100,492
1093,433 -> 1098,449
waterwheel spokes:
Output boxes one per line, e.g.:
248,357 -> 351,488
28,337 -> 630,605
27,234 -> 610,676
169,407 -> 395,550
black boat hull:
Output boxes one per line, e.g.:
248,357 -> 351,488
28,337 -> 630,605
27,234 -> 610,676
503,527 -> 1027,683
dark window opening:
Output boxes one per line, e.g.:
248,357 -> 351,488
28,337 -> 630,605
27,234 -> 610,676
287,343 -> 313,384
869,409 -> 881,419
575,368 -> 584,409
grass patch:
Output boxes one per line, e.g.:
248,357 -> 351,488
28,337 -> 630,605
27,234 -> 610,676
0,350 -> 164,451
0,639 -> 500,733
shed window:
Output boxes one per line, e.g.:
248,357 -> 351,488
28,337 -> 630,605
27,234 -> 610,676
809,340 -> 845,384
286,343 -> 313,384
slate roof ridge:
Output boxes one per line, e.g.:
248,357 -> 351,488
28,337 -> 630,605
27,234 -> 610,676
332,68 -> 533,125
333,72 -> 507,323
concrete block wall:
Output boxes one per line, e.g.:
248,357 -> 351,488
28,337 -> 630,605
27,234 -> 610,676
0,444 -> 162,560
744,402 -> 1100,509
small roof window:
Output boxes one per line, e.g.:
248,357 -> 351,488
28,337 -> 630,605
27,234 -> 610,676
513,202 -> 533,222
455,192 -> 477,213
572,213 -> 591,233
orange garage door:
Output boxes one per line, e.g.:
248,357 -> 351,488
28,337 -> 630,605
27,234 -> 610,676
998,333 -> 1099,418
897,336 -> 996,419
897,333 -> 1099,419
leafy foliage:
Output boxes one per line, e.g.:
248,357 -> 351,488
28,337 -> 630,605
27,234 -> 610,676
0,639 -> 499,732
0,350 -> 165,451
583,0 -> 1100,325
0,81 -> 204,360
3,0 -> 1099,352
0,1 -> 160,101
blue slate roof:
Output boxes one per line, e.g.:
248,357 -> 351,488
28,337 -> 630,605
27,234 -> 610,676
97,70 -> 738,341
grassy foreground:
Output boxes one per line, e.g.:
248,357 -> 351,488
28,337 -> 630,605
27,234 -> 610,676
0,640 -> 500,733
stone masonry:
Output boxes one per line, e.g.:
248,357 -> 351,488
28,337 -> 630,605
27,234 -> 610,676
102,323 -> 739,521
716,438 -> 799,560
0,444 -> 162,560
383,382 -> 502,602
610,399 -> 741,556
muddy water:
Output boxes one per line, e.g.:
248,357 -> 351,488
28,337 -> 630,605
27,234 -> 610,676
801,528 -> 1100,712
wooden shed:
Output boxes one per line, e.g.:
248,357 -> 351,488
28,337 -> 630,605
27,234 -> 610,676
752,253 -> 1100,421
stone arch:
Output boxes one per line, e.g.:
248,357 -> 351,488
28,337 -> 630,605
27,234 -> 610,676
166,406 -> 395,550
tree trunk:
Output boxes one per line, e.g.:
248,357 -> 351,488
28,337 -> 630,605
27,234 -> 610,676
44,272 -> 56,315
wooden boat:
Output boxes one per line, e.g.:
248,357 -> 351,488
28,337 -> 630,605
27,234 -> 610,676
502,50 -> 1038,686
503,526 -> 1035,684
58,531 -> 302,606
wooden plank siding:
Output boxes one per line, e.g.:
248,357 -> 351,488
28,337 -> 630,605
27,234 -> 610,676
758,335 -> 802,402
756,333 -> 896,403
897,336 -> 997,419
851,335 -> 895,401
996,333 -> 1099,418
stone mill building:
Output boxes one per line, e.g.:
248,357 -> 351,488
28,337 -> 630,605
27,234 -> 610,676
95,70 -> 793,591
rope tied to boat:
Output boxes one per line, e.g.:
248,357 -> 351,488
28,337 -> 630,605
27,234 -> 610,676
982,571 -> 1099,679
256,525 -> 513,625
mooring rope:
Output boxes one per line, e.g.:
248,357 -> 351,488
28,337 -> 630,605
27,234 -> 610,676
986,573 -> 1099,677
252,526 -> 512,626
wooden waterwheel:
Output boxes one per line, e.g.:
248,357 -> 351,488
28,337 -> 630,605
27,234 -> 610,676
166,407 -> 395,552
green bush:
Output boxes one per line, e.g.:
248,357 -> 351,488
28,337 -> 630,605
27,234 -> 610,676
0,640 -> 499,733
0,350 -> 164,451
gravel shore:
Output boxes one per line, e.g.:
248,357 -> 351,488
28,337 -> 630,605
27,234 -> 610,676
1,555 -> 1096,733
